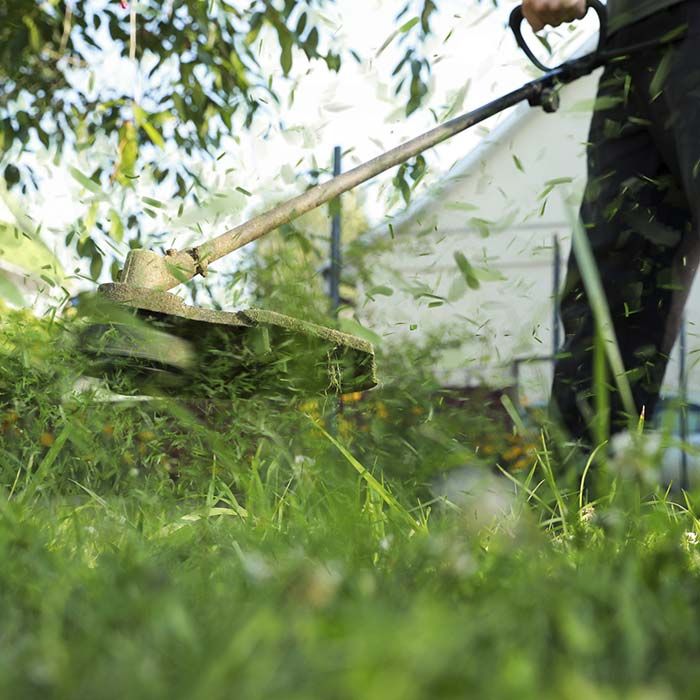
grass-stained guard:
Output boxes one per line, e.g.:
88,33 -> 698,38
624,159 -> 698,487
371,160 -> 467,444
79,284 -> 377,399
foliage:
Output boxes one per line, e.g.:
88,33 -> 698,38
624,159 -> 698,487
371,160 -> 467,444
0,0 -> 460,172
0,0 -> 348,279
0,307 -> 513,494
3,309 -> 700,698
248,187 -> 371,324
1,0 -> 340,178
0,0 -> 512,289
5,491 -> 700,700
0,0 -> 472,277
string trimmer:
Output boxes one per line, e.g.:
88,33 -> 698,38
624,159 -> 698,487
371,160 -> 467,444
82,0 -> 679,399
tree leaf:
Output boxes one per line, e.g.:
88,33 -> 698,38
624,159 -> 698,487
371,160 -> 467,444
116,121 -> 138,186
142,121 -> 165,149
0,270 -> 24,306
279,31 -> 293,74
0,222 -> 62,275
90,252 -> 103,280
376,19 -> 420,59
69,166 -> 101,194
338,318 -> 382,346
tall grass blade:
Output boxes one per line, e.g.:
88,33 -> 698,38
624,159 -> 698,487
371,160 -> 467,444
537,432 -> 569,535
22,424 -> 71,501
500,394 -> 526,435
566,206 -> 636,421
496,464 -> 557,518
578,440 -> 608,511
308,416 -> 419,530
592,326 -> 610,446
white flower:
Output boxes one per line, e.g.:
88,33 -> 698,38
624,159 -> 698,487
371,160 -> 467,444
580,504 -> 595,524
684,531 -> 699,546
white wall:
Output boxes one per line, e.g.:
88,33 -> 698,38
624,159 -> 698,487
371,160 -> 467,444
361,69 -> 700,406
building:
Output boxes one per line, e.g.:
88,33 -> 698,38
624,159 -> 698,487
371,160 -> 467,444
360,51 -> 699,411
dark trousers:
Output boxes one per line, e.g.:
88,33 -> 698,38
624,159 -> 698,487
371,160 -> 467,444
551,2 -> 700,442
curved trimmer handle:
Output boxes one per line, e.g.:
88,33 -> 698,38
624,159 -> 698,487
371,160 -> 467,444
509,0 -> 607,73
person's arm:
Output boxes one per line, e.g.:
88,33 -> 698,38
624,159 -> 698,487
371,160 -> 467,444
522,0 -> 586,31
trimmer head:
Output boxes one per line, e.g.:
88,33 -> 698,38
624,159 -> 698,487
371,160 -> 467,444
80,283 -> 377,399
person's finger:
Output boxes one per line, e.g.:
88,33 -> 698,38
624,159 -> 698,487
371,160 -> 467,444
522,0 -> 587,31
522,6 -> 545,32
538,9 -> 566,28
564,0 -> 587,22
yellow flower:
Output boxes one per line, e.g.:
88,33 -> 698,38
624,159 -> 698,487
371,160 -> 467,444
503,446 -> 523,462
512,457 -> 532,472
39,432 -> 55,448
2,411 -> 18,426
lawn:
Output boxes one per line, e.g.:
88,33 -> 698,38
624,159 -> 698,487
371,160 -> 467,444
2,308 -> 700,700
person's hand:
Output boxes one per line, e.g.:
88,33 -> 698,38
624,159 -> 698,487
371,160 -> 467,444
522,0 -> 586,32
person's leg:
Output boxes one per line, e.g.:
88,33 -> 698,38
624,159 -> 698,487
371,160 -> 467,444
640,3 -> 700,355
551,6 -> 699,444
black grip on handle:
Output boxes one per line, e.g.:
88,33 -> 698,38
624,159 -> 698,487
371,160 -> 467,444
509,0 -> 607,73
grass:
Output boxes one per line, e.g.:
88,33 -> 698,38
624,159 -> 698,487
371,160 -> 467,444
3,307 -> 700,699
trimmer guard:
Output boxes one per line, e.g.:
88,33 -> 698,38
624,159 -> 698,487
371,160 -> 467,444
80,283 -> 377,399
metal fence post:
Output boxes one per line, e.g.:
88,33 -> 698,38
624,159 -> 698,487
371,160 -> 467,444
329,146 -> 342,316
